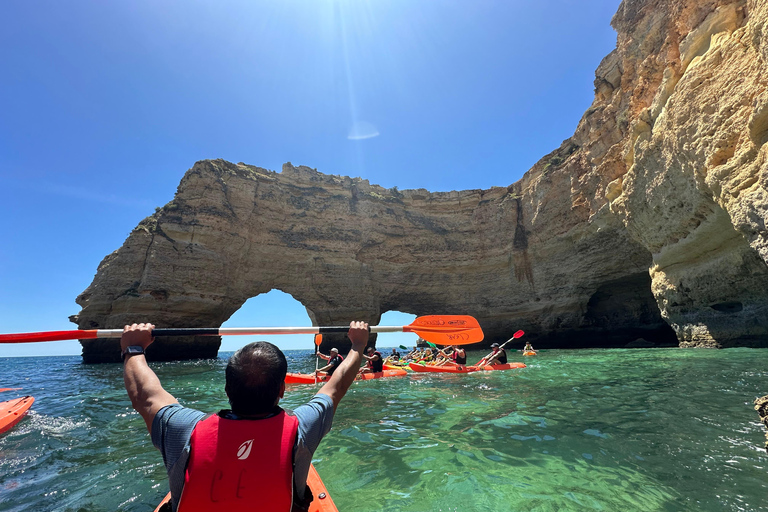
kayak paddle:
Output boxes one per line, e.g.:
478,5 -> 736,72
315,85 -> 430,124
314,334 -> 322,385
0,314 -> 484,346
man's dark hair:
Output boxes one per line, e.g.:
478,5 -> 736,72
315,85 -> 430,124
225,341 -> 287,415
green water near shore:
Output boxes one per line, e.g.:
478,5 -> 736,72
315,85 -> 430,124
1,348 -> 767,511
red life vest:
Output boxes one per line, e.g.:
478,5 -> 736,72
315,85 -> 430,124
367,351 -> 383,372
177,410 -> 298,512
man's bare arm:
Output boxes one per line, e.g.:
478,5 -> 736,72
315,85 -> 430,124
316,321 -> 368,411
121,323 -> 178,433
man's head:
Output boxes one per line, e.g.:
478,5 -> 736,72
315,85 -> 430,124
491,343 -> 500,351
225,341 -> 287,416
330,348 -> 339,355
366,347 -> 375,355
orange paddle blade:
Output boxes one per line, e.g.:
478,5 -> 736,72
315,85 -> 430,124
314,334 -> 323,346
404,315 -> 483,345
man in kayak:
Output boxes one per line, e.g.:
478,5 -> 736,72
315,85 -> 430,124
523,341 -> 535,353
360,346 -> 383,373
121,321 -> 369,512
479,342 -> 507,366
315,347 -> 344,376
437,345 -> 467,366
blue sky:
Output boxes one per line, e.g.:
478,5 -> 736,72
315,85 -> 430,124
0,0 -> 620,357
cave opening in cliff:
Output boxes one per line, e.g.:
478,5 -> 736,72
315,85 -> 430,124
379,310 -> 419,350
220,289 -> 314,352
579,272 -> 678,348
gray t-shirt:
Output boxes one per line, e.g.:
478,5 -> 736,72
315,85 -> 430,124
151,393 -> 335,511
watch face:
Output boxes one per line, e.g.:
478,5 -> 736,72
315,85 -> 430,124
123,346 -> 144,359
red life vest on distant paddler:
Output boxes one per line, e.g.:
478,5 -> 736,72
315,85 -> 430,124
177,410 -> 298,512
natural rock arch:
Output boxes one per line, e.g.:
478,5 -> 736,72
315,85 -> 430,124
72,160 -> 672,362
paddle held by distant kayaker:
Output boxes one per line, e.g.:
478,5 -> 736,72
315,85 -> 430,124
121,321 -> 369,512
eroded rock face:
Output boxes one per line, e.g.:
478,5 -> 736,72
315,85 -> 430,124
72,0 -> 768,361
606,0 -> 768,346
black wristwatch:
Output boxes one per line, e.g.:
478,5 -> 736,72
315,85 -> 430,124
122,345 -> 145,361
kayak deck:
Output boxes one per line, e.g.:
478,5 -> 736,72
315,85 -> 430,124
0,396 -> 34,434
409,362 -> 476,373
409,362 -> 526,373
153,463 -> 338,512
286,368 -> 407,385
383,363 -> 410,371
474,362 -> 526,371
307,462 -> 338,512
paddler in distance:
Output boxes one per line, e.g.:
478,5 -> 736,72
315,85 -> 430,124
360,346 -> 384,374
437,345 -> 467,367
479,342 -> 508,366
315,347 -> 344,376
121,321 -> 369,512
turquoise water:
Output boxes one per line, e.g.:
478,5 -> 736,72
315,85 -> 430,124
1,348 -> 768,511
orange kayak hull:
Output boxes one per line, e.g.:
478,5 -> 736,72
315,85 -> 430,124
0,396 -> 34,434
285,368 -> 407,385
408,362 -> 476,373
409,362 -> 526,373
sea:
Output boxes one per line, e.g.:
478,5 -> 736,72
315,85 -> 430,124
1,348 -> 768,511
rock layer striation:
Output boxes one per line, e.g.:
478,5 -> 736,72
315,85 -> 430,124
72,0 -> 768,361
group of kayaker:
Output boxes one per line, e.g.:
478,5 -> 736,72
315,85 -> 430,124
316,346 -> 384,376
382,341 -> 535,368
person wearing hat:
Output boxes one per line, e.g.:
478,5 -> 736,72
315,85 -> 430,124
316,347 -> 344,376
480,342 -> 508,366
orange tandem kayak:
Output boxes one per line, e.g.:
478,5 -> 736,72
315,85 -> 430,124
0,396 -> 34,434
153,463 -> 338,511
409,362 -> 477,373
408,362 -> 526,373
285,368 -> 408,385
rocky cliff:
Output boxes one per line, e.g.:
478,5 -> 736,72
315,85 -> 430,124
72,0 -> 768,362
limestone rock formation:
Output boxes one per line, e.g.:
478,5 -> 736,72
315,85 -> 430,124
72,159 -> 672,362
605,0 -> 768,347
72,0 -> 768,361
